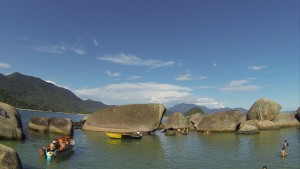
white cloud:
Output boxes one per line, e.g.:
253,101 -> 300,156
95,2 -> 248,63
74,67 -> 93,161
220,80 -> 262,92
93,39 -> 99,46
199,86 -> 215,89
98,54 -> 175,68
248,65 -> 267,71
73,82 -> 224,108
175,70 -> 207,81
0,62 -> 11,68
175,73 -> 192,80
44,80 -> 69,89
45,80 -> 56,85
105,70 -> 120,77
193,97 -> 225,109
29,41 -> 85,55
30,45 -> 66,54
127,76 -> 142,80
69,47 -> 85,55
213,63 -> 217,67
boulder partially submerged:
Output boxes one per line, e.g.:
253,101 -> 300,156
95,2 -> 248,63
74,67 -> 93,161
28,117 -> 73,136
236,124 -> 260,134
246,98 -> 281,121
196,110 -> 242,132
164,112 -> 188,129
257,120 -> 281,130
0,102 -> 25,140
83,104 -> 165,133
0,144 -> 23,169
273,112 -> 300,127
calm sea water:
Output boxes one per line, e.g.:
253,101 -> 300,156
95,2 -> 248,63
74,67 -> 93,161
0,110 -> 299,169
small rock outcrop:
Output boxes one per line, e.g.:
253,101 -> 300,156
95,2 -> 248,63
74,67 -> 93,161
246,98 -> 281,121
236,120 -> 259,134
164,112 -> 188,129
196,110 -> 242,132
0,144 -> 23,169
28,117 -> 73,136
273,113 -> 300,127
257,120 -> 281,130
0,102 -> 25,140
236,125 -> 260,134
83,104 -> 165,133
164,129 -> 176,136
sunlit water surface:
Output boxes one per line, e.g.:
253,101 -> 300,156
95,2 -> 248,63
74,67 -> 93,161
0,110 -> 299,169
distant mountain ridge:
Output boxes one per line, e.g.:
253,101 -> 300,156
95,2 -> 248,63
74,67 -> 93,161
166,103 -> 248,116
0,72 -> 109,113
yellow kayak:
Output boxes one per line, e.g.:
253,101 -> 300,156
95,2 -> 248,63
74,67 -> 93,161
105,132 -> 142,139
105,132 -> 122,139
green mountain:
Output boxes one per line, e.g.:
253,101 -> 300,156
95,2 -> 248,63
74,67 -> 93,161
185,107 -> 205,116
0,72 -> 109,113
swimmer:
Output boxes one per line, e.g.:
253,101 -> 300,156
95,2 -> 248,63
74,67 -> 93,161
263,166 -> 267,169
283,140 -> 289,148
280,147 -> 288,157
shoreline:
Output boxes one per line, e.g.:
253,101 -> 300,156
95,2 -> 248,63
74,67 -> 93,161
17,108 -> 89,116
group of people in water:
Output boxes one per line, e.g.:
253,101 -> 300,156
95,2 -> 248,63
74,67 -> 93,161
177,128 -> 189,134
263,139 -> 289,168
280,140 -> 289,157
49,135 -> 72,152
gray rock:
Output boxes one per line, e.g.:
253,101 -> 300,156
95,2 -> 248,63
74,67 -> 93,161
0,102 -> 25,140
296,107 -> 300,120
236,124 -> 260,134
246,98 -> 281,121
0,110 -> 9,119
164,129 -> 176,136
257,120 -> 281,130
273,112 -> 300,127
28,117 -> 74,136
189,113 -> 205,127
196,110 -> 242,132
83,104 -> 165,133
0,144 -> 23,169
238,114 -> 247,124
164,112 -> 188,129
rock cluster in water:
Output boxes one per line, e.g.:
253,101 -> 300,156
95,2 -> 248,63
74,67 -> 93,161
162,98 -> 300,135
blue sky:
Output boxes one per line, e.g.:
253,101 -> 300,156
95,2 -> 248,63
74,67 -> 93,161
0,0 -> 299,110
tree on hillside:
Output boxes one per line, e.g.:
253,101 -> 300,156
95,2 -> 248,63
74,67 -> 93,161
185,107 -> 204,116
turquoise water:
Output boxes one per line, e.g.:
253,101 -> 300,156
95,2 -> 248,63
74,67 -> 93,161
0,110 -> 299,169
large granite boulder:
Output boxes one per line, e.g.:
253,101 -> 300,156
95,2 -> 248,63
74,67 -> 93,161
164,112 -> 188,129
189,113 -> 205,127
196,110 -> 242,132
246,98 -> 281,121
273,113 -> 300,127
0,102 -> 25,140
0,144 -> 23,169
28,117 -> 73,136
257,120 -> 281,130
83,104 -> 165,133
